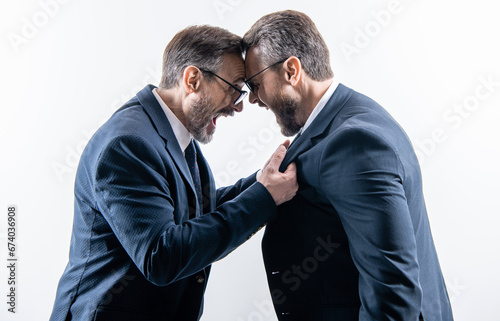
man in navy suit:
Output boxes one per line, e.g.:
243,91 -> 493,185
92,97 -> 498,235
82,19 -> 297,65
49,25 -> 298,321
243,10 -> 453,320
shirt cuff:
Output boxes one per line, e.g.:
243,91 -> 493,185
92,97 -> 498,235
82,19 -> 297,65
256,169 -> 262,181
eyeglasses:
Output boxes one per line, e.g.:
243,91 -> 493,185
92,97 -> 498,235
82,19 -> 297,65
199,69 -> 248,105
244,58 -> 288,93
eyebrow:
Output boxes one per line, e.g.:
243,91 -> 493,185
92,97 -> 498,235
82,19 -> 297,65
232,76 -> 245,85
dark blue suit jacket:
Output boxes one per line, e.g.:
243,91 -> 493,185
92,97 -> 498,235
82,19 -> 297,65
50,85 -> 276,321
263,84 -> 453,320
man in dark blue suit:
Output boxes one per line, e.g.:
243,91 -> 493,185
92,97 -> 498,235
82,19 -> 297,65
243,10 -> 453,320
49,25 -> 298,321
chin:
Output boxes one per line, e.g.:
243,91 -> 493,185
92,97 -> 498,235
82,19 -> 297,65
277,119 -> 301,137
194,127 -> 214,144
281,128 -> 298,137
194,134 -> 213,145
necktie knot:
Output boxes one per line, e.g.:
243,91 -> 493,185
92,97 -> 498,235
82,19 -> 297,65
184,140 -> 197,166
185,141 -> 196,158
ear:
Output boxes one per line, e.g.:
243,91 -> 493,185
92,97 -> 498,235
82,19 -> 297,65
283,56 -> 302,86
182,66 -> 202,93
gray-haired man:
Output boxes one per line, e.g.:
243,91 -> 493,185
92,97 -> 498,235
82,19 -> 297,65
50,25 -> 297,321
243,10 -> 453,321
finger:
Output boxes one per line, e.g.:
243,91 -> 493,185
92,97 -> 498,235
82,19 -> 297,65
267,144 -> 287,172
282,139 -> 291,149
261,157 -> 271,171
284,162 -> 297,175
262,142 -> 285,170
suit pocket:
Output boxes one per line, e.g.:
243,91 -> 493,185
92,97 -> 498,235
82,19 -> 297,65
93,306 -> 162,321
322,305 -> 359,320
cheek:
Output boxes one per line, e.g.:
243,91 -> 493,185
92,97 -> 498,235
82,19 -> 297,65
203,88 -> 223,114
258,86 -> 271,104
262,84 -> 283,107
212,89 -> 230,109
264,79 -> 284,101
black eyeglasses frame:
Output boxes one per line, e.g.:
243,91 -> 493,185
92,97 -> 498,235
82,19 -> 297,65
199,68 -> 248,105
244,58 -> 288,93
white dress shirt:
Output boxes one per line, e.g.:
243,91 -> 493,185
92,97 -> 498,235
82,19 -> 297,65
152,88 -> 192,153
299,78 -> 339,136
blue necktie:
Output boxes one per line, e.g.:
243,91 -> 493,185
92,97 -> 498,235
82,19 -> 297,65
184,140 -> 203,216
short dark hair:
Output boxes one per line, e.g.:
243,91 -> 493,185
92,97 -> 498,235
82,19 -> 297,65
159,25 -> 243,89
242,10 -> 333,81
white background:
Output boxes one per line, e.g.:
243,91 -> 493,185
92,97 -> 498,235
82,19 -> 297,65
1,0 -> 499,320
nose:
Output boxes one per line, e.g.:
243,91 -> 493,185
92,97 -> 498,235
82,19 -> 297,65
248,91 -> 260,105
233,101 -> 243,113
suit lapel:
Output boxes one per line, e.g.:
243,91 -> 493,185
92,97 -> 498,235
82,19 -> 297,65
279,83 -> 353,172
136,85 -> 197,197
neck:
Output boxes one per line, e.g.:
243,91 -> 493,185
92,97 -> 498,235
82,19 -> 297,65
300,78 -> 333,121
156,87 -> 189,127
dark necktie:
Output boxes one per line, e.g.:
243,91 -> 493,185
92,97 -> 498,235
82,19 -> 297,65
184,140 -> 203,216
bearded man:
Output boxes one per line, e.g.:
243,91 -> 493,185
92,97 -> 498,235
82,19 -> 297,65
49,25 -> 297,321
243,10 -> 453,321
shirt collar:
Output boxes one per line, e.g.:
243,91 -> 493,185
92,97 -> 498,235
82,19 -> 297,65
300,78 -> 339,135
152,88 -> 192,153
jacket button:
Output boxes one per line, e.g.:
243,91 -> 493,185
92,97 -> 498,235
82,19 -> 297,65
195,275 -> 205,284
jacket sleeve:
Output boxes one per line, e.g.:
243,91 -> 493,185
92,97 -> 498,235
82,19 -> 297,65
319,128 -> 422,320
216,172 -> 258,206
94,134 -> 276,286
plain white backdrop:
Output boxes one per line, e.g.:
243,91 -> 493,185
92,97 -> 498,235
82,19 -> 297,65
1,0 -> 499,320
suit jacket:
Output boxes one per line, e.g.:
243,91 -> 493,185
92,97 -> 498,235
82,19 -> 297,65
263,84 -> 453,321
49,85 -> 276,321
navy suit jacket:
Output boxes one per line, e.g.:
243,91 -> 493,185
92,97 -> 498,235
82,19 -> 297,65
263,84 -> 453,320
50,85 -> 276,321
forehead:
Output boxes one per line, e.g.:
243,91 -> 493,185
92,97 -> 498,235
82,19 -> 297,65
244,47 -> 265,79
218,53 -> 245,81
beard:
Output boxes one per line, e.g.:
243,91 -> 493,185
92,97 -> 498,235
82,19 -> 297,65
270,90 -> 303,137
187,93 -> 234,144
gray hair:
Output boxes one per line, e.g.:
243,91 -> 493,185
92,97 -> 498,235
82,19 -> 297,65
242,10 -> 333,81
159,25 -> 242,89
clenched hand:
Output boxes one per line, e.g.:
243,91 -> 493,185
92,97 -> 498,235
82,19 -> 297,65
258,140 -> 298,206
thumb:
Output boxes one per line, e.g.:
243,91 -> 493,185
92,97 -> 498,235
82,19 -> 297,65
267,144 -> 287,172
